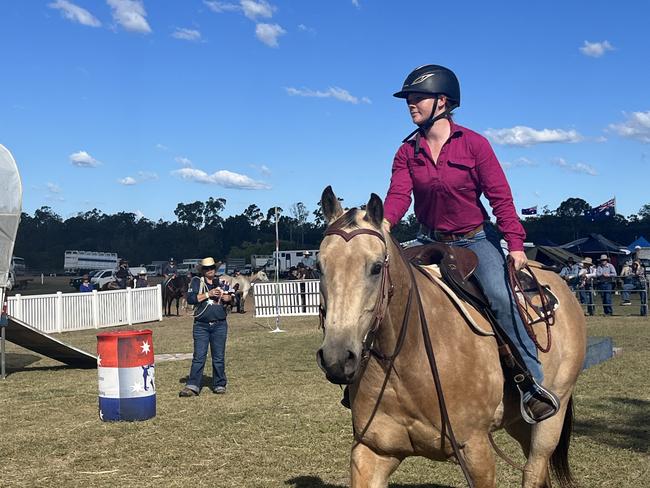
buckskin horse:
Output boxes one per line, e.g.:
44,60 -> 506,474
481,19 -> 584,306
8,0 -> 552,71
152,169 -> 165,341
163,275 -> 189,316
316,186 -> 586,488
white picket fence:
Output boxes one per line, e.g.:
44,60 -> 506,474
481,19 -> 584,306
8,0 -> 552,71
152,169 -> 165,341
253,280 -> 320,317
7,285 -> 163,334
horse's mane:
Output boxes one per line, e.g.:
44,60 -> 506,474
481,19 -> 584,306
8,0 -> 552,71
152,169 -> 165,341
328,208 -> 361,231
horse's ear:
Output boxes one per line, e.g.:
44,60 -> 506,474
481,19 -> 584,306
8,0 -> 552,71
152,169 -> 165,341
364,193 -> 384,228
321,185 -> 343,224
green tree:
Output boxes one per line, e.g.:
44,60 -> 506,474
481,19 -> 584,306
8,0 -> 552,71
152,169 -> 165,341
174,201 -> 205,229
243,204 -> 264,228
203,197 -> 226,228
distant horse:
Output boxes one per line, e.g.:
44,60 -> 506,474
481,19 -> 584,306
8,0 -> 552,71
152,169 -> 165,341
102,277 -> 134,291
221,270 -> 269,313
316,186 -> 586,488
163,275 -> 190,316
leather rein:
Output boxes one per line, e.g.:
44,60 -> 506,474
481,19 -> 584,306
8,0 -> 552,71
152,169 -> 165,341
321,224 -> 476,488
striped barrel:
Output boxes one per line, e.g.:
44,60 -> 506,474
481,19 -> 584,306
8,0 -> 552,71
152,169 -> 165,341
97,329 -> 156,421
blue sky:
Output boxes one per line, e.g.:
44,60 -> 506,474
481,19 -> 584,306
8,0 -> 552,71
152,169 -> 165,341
1,0 -> 649,222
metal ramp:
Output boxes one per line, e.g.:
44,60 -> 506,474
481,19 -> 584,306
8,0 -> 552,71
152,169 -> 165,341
5,315 -> 96,369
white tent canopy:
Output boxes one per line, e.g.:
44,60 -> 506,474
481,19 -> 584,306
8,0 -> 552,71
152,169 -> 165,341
0,145 -> 22,289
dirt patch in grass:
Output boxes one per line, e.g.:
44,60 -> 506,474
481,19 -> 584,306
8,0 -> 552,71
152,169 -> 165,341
0,314 -> 648,487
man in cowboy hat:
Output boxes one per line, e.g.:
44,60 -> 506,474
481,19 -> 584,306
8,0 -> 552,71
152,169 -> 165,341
596,254 -> 617,316
578,257 -> 596,316
179,257 -> 232,397
135,269 -> 148,288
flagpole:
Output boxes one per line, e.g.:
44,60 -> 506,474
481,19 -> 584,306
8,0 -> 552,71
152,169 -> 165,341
270,206 -> 284,333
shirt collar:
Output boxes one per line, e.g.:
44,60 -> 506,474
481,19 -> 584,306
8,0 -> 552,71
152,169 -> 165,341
407,120 -> 464,153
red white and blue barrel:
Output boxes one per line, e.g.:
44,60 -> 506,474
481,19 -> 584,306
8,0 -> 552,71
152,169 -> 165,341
97,330 -> 156,421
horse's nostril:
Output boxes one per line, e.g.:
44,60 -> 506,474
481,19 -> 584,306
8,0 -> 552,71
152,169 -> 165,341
347,350 -> 356,362
316,348 -> 325,366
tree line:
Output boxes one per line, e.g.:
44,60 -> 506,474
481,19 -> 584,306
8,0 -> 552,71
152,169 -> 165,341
14,197 -> 650,273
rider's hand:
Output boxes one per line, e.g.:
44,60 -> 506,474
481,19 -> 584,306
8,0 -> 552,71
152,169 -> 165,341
509,250 -> 528,271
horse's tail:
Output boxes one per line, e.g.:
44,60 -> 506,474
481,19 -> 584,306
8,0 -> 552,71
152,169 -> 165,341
550,395 -> 576,488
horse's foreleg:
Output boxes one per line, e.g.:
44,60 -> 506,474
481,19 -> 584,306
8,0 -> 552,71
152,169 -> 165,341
462,434 -> 497,488
176,297 -> 180,316
350,443 -> 401,488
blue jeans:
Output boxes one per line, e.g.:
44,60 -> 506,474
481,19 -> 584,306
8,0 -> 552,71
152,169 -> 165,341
579,286 -> 595,315
598,282 -> 613,315
186,320 -> 228,392
622,281 -> 634,302
414,224 -> 543,383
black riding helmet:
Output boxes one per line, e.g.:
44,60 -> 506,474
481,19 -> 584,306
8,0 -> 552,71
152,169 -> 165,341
395,64 -> 461,142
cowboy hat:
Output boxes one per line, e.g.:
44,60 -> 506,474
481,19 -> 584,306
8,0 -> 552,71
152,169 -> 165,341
582,257 -> 593,265
198,257 -> 217,272
599,254 -> 609,261
138,269 -> 147,275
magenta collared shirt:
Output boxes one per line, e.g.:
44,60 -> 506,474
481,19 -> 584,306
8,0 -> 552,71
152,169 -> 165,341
384,122 -> 526,252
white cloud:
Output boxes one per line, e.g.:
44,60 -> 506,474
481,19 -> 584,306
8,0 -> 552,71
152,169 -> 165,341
119,176 -> 137,185
260,164 -> 271,176
286,86 -> 371,104
241,0 -> 274,20
352,0 -> 360,7
48,0 -> 102,27
155,143 -> 168,150
118,171 -> 157,186
46,182 -> 62,193
107,0 -> 152,34
172,28 -> 201,42
608,111 -> 650,143
175,156 -> 193,167
203,1 -> 240,13
500,157 -> 537,170
70,150 -> 100,167
484,126 -> 583,146
255,23 -> 285,47
298,23 -> 316,34
579,40 -> 614,58
552,158 -> 598,176
172,167 -> 271,190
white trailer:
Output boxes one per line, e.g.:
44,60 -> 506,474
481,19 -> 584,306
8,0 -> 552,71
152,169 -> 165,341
266,249 -> 319,275
64,250 -> 118,274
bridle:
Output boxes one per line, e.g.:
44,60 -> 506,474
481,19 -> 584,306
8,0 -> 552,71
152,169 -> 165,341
321,225 -> 395,361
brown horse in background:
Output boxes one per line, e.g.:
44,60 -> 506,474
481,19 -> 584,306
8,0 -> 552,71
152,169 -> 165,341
163,275 -> 189,316
316,186 -> 586,488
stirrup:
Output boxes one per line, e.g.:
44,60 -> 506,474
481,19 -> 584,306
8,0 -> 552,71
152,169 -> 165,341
515,376 -> 560,424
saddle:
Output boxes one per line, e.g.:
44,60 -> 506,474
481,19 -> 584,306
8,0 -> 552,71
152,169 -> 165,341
403,243 -> 558,339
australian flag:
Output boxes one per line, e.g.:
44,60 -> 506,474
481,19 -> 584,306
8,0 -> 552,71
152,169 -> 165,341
521,206 -> 537,216
585,198 -> 616,221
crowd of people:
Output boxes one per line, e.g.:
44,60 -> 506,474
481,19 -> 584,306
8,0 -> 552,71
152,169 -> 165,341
559,254 -> 647,316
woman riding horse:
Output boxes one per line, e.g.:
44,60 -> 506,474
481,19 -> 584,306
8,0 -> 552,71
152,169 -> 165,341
383,64 -> 558,423
317,188 -> 586,488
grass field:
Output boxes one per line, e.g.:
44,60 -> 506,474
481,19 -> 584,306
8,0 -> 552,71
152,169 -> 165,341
0,312 -> 648,487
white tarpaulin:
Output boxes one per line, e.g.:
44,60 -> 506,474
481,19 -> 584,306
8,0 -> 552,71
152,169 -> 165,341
0,144 -> 22,289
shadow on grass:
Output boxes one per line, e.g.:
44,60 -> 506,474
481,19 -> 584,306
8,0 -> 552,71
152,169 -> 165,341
178,375 -> 218,388
0,352 -> 75,376
286,476 -> 453,488
575,397 -> 650,453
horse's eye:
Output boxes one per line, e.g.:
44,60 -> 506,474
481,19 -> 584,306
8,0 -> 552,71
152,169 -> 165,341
370,262 -> 383,275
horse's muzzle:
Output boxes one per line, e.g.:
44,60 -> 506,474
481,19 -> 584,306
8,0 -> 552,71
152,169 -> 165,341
316,346 -> 359,385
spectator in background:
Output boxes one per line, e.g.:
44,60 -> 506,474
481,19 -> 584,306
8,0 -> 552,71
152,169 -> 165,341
559,257 -> 580,291
232,282 -> 243,313
79,274 -> 93,292
632,260 -> 647,316
115,259 -> 130,289
620,259 -> 634,305
135,270 -> 148,288
596,254 -> 617,316
578,257 -> 596,316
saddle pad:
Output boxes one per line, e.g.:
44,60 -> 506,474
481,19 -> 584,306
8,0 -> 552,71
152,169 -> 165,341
419,264 -> 495,336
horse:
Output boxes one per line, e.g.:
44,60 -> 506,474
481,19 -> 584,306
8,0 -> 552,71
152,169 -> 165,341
163,275 -> 190,316
220,270 -> 269,313
316,186 -> 586,488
